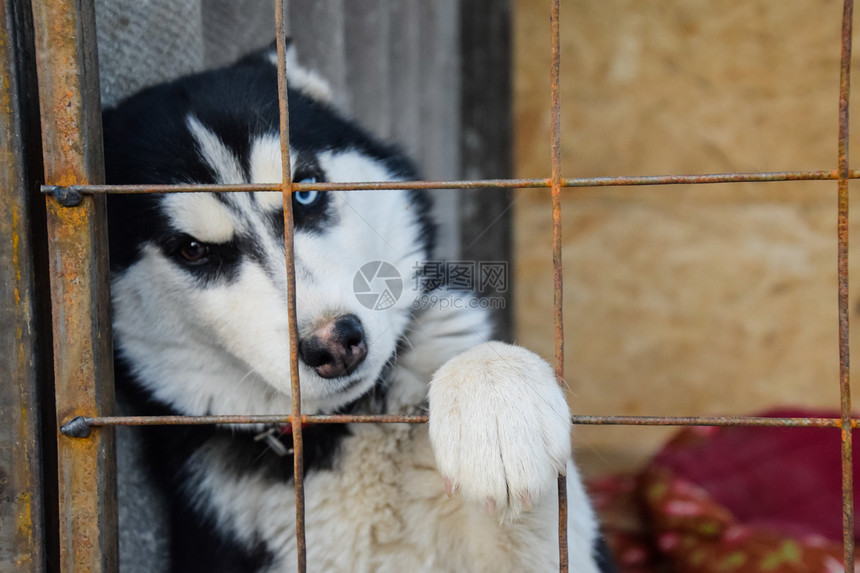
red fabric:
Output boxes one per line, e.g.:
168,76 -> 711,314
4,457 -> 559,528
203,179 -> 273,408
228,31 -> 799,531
587,409 -> 858,573
651,409 -> 858,544
589,474 -> 666,573
640,465 -> 848,572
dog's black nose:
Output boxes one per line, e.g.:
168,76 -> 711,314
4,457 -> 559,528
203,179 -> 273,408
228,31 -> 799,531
299,314 -> 368,379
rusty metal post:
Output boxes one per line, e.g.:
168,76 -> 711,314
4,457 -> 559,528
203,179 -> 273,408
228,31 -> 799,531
0,0 -> 53,570
30,0 -> 118,571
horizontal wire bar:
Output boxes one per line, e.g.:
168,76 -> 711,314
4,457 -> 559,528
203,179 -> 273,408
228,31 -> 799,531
62,414 -> 430,430
571,415 -> 849,427
40,169 -> 860,196
61,413 -> 856,431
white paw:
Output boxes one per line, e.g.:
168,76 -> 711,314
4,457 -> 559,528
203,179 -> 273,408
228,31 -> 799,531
428,341 -> 572,520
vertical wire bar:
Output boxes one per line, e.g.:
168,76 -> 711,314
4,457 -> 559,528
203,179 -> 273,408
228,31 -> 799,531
837,0 -> 855,570
274,2 -> 306,570
29,0 -> 118,571
549,0 -> 568,570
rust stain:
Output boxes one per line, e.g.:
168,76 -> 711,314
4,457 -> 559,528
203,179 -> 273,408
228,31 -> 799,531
0,27 -> 11,119
12,377 -> 35,568
15,490 -> 34,567
11,208 -> 22,302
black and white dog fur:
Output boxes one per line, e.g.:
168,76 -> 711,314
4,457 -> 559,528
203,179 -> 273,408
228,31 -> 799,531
104,43 -> 610,572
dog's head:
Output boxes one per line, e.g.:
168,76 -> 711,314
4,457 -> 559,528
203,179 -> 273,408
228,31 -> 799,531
105,45 -> 433,416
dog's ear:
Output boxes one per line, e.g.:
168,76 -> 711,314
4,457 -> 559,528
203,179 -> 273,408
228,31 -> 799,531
260,39 -> 335,105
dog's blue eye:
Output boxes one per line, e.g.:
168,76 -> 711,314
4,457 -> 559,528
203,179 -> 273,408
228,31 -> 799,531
294,190 -> 320,206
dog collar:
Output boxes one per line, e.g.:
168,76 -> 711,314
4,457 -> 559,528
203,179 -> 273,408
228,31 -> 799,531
277,422 -> 314,435
254,422 -> 313,457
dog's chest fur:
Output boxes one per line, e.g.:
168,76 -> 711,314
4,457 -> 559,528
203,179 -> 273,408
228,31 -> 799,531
188,425 -> 561,573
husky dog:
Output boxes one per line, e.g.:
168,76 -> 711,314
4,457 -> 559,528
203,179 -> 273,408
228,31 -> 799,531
104,43 -> 611,573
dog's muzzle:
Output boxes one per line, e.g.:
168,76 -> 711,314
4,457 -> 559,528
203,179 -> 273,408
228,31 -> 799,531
299,314 -> 368,378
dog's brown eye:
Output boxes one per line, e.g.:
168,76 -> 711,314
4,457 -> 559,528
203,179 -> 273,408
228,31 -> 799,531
180,240 -> 209,263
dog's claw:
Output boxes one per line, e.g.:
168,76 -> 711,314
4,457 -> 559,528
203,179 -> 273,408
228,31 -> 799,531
443,477 -> 454,497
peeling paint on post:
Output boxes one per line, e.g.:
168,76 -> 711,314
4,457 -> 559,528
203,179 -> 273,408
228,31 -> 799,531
30,0 -> 117,571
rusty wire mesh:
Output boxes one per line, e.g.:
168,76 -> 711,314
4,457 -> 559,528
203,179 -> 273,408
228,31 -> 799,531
28,0 -> 859,571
